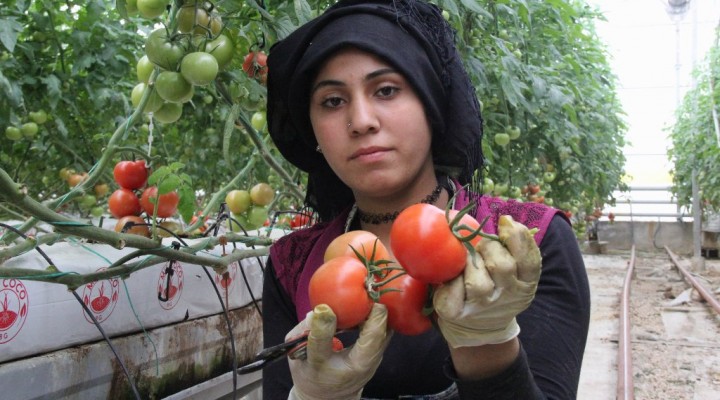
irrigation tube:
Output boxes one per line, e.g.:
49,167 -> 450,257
665,246 -> 720,314
617,245 -> 636,400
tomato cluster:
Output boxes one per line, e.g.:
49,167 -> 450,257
131,1 -> 234,124
225,183 -> 275,231
109,160 -> 179,236
309,230 -> 432,335
4,110 -> 45,142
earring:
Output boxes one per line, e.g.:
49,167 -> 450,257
315,145 -> 322,153
347,121 -> 352,129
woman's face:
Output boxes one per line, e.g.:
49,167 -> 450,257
309,47 -> 435,199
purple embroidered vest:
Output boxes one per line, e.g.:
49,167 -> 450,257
269,185 -> 564,320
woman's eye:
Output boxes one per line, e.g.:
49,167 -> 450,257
321,96 -> 344,108
377,85 -> 399,98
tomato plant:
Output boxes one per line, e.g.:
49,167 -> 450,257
108,188 -> 142,218
114,160 -> 148,190
377,268 -> 431,336
390,204 -> 467,284
140,186 -> 179,218
308,256 -> 374,330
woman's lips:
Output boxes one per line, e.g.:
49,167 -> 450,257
350,146 -> 390,161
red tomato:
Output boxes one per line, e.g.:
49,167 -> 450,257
108,188 -> 142,218
308,256 -> 374,330
242,51 -> 268,80
448,209 -> 482,248
390,203 -> 467,284
113,160 -> 148,190
291,213 -> 311,229
114,215 -> 150,237
324,230 -> 391,264
140,186 -> 179,218
377,268 -> 431,335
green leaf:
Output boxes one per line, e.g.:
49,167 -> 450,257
178,186 -> 196,223
168,162 -> 184,171
148,166 -> 171,186
0,18 -> 23,53
158,174 -> 181,195
40,74 -> 62,108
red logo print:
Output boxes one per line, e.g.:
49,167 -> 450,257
82,271 -> 120,323
157,261 -> 184,310
0,279 -> 29,344
214,261 -> 239,293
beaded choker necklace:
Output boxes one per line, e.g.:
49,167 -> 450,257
355,184 -> 443,225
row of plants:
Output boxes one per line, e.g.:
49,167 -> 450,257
0,0 -> 626,269
668,25 -> 720,216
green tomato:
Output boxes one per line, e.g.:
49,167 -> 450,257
494,133 -> 510,147
136,55 -> 155,83
229,212 -> 249,232
251,111 -> 267,131
90,206 -> 105,217
29,110 -> 48,124
494,183 -> 509,196
5,126 -> 22,141
543,171 -> 556,183
145,28 -> 186,70
155,71 -> 193,103
78,194 -> 97,209
247,206 -> 269,229
154,102 -> 183,124
482,177 -> 494,194
507,126 -> 521,140
131,83 -> 164,113
205,35 -> 234,70
180,52 -> 219,86
21,122 -> 39,138
225,190 -> 252,214
176,6 -> 209,34
137,0 -> 169,19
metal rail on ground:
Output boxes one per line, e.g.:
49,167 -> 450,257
665,246 -> 720,314
617,245 -> 636,400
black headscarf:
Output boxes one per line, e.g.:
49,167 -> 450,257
266,0 -> 484,221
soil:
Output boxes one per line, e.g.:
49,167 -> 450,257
577,250 -> 720,400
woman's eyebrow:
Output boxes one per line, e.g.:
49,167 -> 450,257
311,68 -> 399,95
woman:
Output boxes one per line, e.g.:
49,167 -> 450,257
262,0 -> 590,398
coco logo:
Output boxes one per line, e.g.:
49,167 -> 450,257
0,279 -> 29,344
157,261 -> 184,310
82,269 -> 120,324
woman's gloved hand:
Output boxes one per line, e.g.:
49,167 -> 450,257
433,215 -> 542,348
287,303 -> 392,400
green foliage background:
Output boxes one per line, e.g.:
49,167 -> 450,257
1,0 -> 627,231
668,26 -> 720,215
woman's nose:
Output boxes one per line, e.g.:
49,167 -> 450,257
348,97 -> 379,135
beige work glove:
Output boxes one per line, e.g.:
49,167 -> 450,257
287,303 -> 392,400
433,215 -> 542,348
